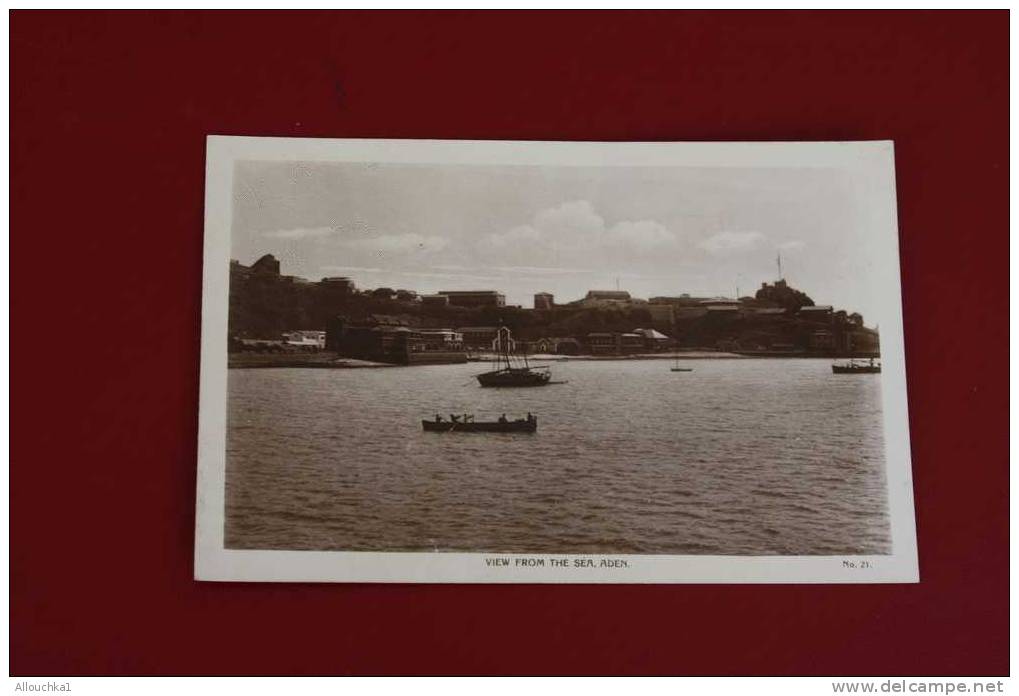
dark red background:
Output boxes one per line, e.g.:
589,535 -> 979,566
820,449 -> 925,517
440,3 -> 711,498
11,11 -> 1008,675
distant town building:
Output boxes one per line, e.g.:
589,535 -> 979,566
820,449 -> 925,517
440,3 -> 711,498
585,331 -> 647,355
586,289 -> 631,303
534,292 -> 554,310
756,279 -> 814,310
282,330 -> 326,350
586,332 -> 617,355
421,294 -> 451,308
701,298 -> 742,313
457,326 -> 504,350
418,329 -> 464,350
632,328 -> 671,351
325,317 -> 466,365
437,290 -> 506,308
798,305 -> 833,322
649,294 -> 710,307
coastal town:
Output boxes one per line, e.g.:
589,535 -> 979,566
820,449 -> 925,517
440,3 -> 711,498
228,253 -> 881,367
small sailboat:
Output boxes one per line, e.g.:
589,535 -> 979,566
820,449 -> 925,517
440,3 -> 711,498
476,327 -> 552,387
670,355 -> 693,372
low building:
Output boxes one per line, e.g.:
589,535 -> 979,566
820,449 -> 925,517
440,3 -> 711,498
534,292 -> 554,310
529,337 -> 556,354
325,317 -> 466,365
586,332 -> 618,355
632,328 -> 670,351
282,330 -> 326,350
587,290 -> 630,301
418,329 -> 464,350
421,294 -> 450,309
437,290 -> 506,308
649,294 -> 712,307
582,290 -> 633,307
458,326 -> 511,351
620,333 -> 644,354
700,297 -> 741,311
585,332 -> 646,355
798,305 -> 833,322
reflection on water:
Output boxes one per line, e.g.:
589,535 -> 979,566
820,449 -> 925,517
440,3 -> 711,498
225,359 -> 890,555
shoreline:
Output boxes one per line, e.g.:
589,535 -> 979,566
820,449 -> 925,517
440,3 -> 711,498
228,353 -> 393,369
467,351 -> 745,362
228,350 -> 879,369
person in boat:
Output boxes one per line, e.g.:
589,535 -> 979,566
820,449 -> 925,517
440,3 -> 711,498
498,413 -> 508,423
435,414 -> 443,423
527,412 -> 534,422
450,414 -> 461,423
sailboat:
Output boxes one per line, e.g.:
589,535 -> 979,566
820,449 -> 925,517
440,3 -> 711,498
476,327 -> 552,387
670,355 -> 693,372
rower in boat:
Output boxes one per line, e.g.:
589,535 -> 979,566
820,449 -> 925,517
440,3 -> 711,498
422,413 -> 538,433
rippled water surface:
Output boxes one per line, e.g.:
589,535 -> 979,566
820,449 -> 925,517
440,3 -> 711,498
226,359 -> 890,555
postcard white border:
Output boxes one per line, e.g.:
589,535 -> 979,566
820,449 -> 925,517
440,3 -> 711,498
195,136 -> 918,583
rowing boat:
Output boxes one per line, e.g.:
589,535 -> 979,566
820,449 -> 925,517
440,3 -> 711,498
422,418 -> 537,433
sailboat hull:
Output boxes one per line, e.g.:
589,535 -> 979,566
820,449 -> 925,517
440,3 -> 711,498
476,369 -> 552,387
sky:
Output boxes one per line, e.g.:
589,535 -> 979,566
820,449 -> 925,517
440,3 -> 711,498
231,160 -> 885,322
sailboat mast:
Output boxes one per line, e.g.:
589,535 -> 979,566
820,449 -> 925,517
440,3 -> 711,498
500,326 -> 511,371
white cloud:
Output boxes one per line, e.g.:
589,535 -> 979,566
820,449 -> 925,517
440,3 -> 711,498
482,225 -> 542,248
533,200 -> 605,236
490,266 -> 592,275
606,220 -> 677,250
479,200 -> 680,268
344,233 -> 450,254
698,230 -> 766,255
263,226 -> 335,240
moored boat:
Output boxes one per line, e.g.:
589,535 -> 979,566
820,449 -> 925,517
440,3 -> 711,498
670,355 -> 693,372
832,358 -> 881,374
476,327 -> 552,387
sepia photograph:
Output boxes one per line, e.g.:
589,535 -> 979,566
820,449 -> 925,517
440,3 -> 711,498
196,137 -> 918,582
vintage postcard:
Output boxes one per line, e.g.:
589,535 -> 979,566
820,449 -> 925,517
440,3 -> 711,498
195,137 -> 918,583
